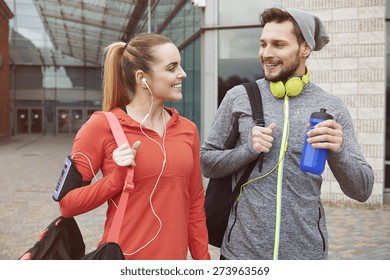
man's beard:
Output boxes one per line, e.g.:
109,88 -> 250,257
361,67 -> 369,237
264,51 -> 300,82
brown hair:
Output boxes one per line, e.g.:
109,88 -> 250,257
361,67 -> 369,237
259,7 -> 305,46
102,33 -> 172,111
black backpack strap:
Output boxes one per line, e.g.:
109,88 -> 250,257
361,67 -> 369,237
227,82 -> 265,242
243,81 -> 265,127
224,116 -> 239,149
242,81 -> 265,173
232,155 -> 258,198
223,81 -> 266,198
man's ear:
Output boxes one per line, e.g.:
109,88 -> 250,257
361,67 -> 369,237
301,43 -> 311,58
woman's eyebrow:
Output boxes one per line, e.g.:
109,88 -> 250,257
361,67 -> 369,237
165,62 -> 178,68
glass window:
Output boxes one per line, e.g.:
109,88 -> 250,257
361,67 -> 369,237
71,109 -> 83,134
85,68 -> 102,91
30,109 -> 43,133
183,44 -> 194,118
218,0 -> 279,25
166,37 -> 201,129
43,67 -> 72,89
14,66 -> 43,89
57,109 -> 70,134
158,1 -> 201,47
193,38 -> 201,128
218,28 -> 264,105
16,108 -> 29,133
40,66 -> 101,90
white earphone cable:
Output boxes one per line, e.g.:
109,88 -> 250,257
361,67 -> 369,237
71,152 -> 98,182
122,81 -> 166,256
73,83 -> 167,256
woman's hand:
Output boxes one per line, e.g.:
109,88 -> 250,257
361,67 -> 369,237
112,141 -> 141,167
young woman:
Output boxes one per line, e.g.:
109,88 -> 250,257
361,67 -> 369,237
59,33 -> 210,260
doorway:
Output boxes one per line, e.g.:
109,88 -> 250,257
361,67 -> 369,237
16,108 -> 43,134
57,108 -> 97,134
57,108 -> 83,134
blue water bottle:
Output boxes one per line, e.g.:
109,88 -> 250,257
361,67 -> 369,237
300,108 -> 333,175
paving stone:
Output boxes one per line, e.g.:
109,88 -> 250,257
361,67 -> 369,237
0,135 -> 389,260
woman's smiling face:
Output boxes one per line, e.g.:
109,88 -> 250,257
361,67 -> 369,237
147,42 -> 187,101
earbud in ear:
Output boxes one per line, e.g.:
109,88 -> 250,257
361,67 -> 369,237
141,78 -> 147,84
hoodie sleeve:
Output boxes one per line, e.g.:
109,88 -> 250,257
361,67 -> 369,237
327,105 -> 374,202
200,85 -> 259,179
59,112 -> 128,217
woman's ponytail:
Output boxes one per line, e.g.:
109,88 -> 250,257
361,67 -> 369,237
102,42 -> 130,111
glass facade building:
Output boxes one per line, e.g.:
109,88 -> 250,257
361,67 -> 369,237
6,0 -> 103,135
5,0 -> 276,137
3,0 -> 387,205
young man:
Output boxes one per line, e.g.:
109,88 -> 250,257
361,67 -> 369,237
200,7 -> 374,260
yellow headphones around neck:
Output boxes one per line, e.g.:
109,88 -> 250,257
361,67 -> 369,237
270,70 -> 311,99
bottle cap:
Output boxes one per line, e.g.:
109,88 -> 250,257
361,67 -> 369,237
311,108 -> 333,120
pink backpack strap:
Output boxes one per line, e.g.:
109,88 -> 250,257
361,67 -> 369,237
102,111 -> 134,243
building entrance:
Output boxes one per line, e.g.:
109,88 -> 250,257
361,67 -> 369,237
16,108 -> 43,134
57,108 -> 83,134
57,108 -> 97,134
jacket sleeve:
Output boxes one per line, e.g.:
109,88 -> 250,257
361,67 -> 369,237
187,126 -> 211,260
59,112 -> 128,217
200,86 -> 259,179
327,106 -> 374,202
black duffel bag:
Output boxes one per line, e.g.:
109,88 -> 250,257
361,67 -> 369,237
19,112 -> 134,260
19,216 -> 124,260
204,81 -> 264,248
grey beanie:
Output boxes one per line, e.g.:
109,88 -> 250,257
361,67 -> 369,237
286,8 -> 329,51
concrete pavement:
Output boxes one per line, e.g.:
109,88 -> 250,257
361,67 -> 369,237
0,134 -> 389,260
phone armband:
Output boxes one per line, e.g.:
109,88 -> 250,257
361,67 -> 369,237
52,155 -> 90,202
